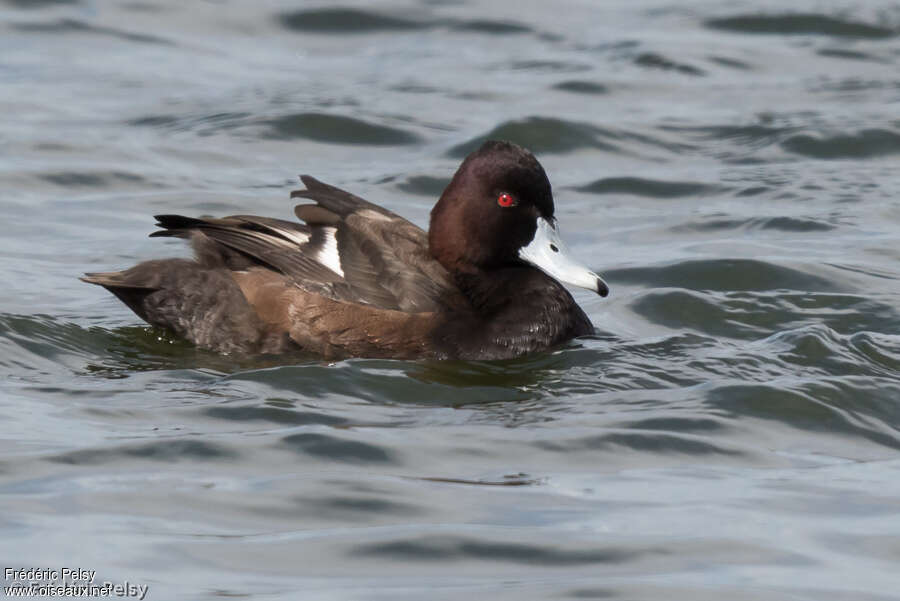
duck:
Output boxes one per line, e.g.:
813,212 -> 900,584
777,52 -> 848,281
82,140 -> 608,360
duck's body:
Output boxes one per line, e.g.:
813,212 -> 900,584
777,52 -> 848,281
83,141 -> 607,360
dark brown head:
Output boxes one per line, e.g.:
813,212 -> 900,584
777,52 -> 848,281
429,140 -> 608,296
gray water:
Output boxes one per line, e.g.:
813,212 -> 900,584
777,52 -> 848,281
2,0 -> 900,599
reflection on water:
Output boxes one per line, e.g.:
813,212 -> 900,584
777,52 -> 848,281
2,0 -> 900,599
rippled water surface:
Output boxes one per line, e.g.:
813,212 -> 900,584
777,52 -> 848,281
2,0 -> 900,599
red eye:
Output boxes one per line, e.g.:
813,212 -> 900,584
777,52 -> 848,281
497,193 -> 515,207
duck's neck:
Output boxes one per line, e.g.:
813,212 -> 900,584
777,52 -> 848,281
442,265 -> 593,359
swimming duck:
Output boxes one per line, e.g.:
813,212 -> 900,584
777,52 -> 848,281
83,141 -> 608,359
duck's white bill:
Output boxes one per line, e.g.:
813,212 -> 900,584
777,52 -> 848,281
519,217 -> 609,297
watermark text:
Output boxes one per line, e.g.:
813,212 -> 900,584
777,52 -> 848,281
3,567 -> 147,599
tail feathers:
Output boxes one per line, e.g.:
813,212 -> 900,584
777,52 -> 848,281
81,259 -> 288,354
149,214 -> 205,239
81,271 -> 156,288
81,270 -> 160,322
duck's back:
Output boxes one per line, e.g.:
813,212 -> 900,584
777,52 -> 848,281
82,177 -> 466,356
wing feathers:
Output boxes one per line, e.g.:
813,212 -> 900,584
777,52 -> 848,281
292,175 -> 395,218
148,177 -> 460,312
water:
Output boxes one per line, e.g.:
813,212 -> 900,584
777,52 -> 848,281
2,0 -> 900,599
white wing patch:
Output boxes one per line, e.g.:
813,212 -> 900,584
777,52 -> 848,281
316,226 -> 344,277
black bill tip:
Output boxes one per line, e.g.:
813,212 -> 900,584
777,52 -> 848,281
597,280 -> 609,297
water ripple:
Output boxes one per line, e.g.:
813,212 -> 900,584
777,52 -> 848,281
536,431 -> 744,457
280,432 -> 396,464
551,80 -> 609,95
634,52 -> 706,76
11,18 -> 172,45
575,177 -> 722,198
704,380 -> 900,451
449,117 -> 691,158
671,216 -> 835,233
38,171 -> 145,188
4,0 -> 80,7
277,8 -> 425,33
350,535 -> 654,564
277,8 -> 535,37
202,405 -> 348,427
395,175 -> 449,196
49,440 -> 237,465
610,259 -> 842,292
781,129 -> 900,159
706,13 -> 896,39
263,113 -> 423,146
448,117 -> 616,157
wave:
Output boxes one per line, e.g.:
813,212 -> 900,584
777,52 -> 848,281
277,8 -> 425,33
281,432 -> 396,464
11,18 -> 172,45
37,171 -> 146,188
448,116 -> 692,158
575,177 -> 722,198
671,216 -> 835,233
447,117 -> 617,157
262,112 -> 423,146
634,52 -> 705,76
781,129 -> 900,159
395,175 -> 450,196
49,439 -> 237,465
609,259 -> 842,292
706,13 -> 895,39
277,7 -> 534,37
551,80 -> 609,95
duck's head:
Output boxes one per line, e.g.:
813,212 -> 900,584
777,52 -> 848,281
429,140 -> 608,297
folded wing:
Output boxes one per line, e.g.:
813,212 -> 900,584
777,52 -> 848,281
151,176 -> 463,313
